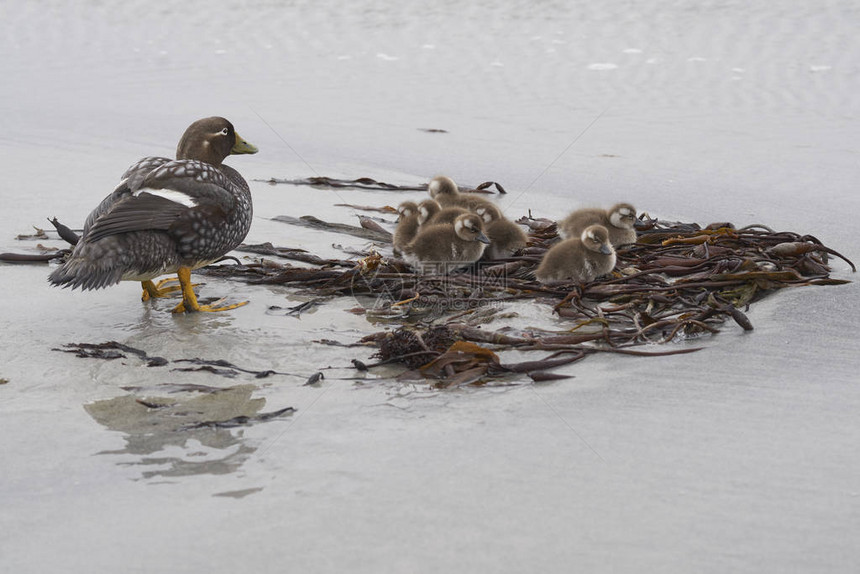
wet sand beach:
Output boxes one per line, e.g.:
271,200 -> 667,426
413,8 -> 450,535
1,2 -> 859,572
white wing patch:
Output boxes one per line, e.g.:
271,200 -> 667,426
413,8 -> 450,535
134,188 -> 198,208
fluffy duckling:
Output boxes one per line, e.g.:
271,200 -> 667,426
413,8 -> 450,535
535,224 -> 616,284
48,116 -> 258,313
474,204 -> 528,260
403,213 -> 491,274
558,203 -> 637,248
393,201 -> 420,256
416,199 -> 442,225
427,175 -> 496,211
427,206 -> 471,226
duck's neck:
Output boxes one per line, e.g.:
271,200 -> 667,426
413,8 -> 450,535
176,140 -> 225,166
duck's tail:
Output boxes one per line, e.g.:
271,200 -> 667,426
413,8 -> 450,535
48,243 -> 124,291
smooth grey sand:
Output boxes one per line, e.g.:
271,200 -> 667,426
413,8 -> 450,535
1,2 -> 858,572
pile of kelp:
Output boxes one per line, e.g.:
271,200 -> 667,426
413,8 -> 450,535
210,176 -> 854,386
4,176 -> 854,387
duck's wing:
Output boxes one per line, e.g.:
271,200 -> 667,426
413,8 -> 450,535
81,156 -> 173,234
122,156 -> 175,190
143,160 -> 237,212
84,160 -> 236,243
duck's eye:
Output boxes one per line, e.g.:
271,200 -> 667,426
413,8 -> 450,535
219,127 -> 230,136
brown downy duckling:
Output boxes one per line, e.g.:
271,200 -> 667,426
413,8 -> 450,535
558,203 -> 637,248
474,204 -> 528,259
416,199 -> 442,226
427,206 -> 471,226
403,213 -> 491,274
393,201 -> 420,256
427,175 -> 496,211
535,224 -> 616,283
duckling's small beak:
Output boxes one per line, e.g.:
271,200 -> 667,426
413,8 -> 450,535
599,244 -> 613,255
477,232 -> 491,245
232,132 -> 259,155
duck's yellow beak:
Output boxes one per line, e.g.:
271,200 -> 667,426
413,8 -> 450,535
232,132 -> 258,155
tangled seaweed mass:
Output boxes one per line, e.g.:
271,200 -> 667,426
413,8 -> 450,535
217,177 -> 853,386
6,175 -> 854,388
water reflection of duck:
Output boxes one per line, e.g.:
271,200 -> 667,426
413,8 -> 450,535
48,117 -> 258,312
558,203 -> 637,248
536,224 -> 616,283
403,213 -> 491,274
84,384 -> 283,479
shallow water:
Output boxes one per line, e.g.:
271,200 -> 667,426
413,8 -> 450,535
2,1 -> 859,572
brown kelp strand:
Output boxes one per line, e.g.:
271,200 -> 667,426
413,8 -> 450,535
0,251 -> 66,263
270,215 -> 393,242
179,406 -> 296,430
48,217 -> 81,245
53,341 -> 169,367
260,175 -> 505,195
0,216 -> 78,261
258,175 -> 429,191
53,342 -> 313,380
371,326 -> 703,388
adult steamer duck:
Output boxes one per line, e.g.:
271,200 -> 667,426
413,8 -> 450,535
48,117 -> 258,313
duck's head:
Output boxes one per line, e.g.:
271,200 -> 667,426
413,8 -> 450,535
417,199 -> 442,224
428,175 -> 459,199
176,117 -> 258,166
397,201 -> 419,220
454,213 -> 491,244
608,203 -> 637,229
475,204 -> 501,224
581,224 -> 614,255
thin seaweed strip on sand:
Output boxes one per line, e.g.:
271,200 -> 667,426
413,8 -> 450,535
199,175 -> 855,387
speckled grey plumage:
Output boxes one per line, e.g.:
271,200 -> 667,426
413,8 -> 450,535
49,117 -> 255,291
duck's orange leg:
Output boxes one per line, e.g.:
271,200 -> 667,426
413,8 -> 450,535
171,266 -> 248,313
141,278 -> 181,301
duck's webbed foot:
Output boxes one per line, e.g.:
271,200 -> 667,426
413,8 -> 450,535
170,267 -> 248,313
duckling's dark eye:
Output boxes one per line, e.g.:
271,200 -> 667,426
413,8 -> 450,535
219,127 -> 229,136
